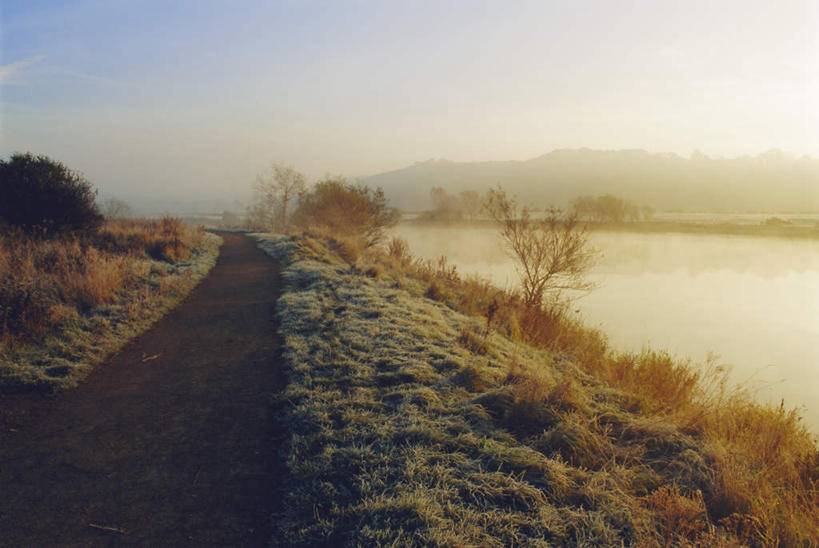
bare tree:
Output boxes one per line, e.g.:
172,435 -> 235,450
485,186 -> 596,308
459,190 -> 482,220
252,163 -> 306,233
429,187 -> 462,221
245,201 -> 273,230
571,195 -> 598,222
101,197 -> 133,219
572,194 -> 652,223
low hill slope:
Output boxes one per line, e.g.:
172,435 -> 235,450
256,234 -> 818,547
362,149 -> 819,212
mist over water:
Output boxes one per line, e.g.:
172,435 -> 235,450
395,224 -> 819,430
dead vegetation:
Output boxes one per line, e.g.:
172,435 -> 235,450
0,218 -> 219,391
258,232 -> 818,547
485,186 -> 596,308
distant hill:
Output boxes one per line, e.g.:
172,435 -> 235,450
362,149 -> 819,212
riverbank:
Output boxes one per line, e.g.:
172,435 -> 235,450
257,232 -> 818,547
394,223 -> 819,430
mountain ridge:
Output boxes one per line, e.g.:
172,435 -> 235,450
361,148 -> 819,212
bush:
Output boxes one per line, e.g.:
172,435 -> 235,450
0,153 -> 103,236
93,217 -> 201,262
292,177 -> 399,246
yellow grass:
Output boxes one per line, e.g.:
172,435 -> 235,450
358,234 -> 819,546
0,218 -> 203,348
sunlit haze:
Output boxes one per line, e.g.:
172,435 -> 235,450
2,3 -> 819,540
1,0 -> 816,209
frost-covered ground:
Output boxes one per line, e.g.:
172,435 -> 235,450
255,233 -> 737,547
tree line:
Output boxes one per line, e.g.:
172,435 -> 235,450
1,153 -> 595,322
426,187 -> 483,221
571,195 -> 654,223
425,186 -> 653,223
248,165 -> 597,313
247,163 -> 400,246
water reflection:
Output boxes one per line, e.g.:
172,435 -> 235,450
395,225 -> 819,430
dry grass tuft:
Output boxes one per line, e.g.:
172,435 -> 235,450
332,237 -> 363,265
454,359 -> 494,392
643,485 -> 709,547
94,216 -> 202,262
387,236 -> 412,267
0,219 -> 217,391
456,327 -> 489,355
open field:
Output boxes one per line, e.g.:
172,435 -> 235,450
0,219 -> 221,392
257,232 -> 818,547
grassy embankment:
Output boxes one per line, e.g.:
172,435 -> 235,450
258,232 -> 818,547
0,218 -> 221,392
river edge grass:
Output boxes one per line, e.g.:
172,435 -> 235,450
258,232 -> 818,547
0,230 -> 221,392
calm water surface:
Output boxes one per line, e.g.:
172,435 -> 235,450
395,225 -> 819,431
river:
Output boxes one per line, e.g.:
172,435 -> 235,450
394,224 -> 819,431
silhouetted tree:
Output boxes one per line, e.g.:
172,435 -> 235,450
102,197 -> 133,219
459,190 -> 482,220
429,187 -> 463,221
571,196 -> 599,222
572,194 -> 652,222
427,188 -> 485,221
0,153 -> 103,235
251,163 -> 306,233
596,194 -> 627,223
220,209 -> 242,227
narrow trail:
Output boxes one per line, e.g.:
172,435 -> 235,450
0,233 -> 284,547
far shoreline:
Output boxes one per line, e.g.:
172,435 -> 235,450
398,216 -> 819,240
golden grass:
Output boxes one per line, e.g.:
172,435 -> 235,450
456,327 -> 490,355
356,234 -> 819,546
95,216 -> 202,262
0,218 -> 203,349
642,485 -> 713,547
1,219 -> 218,393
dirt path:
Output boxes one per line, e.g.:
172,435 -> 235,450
0,233 -> 284,547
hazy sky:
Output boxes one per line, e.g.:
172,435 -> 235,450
1,0 -> 816,204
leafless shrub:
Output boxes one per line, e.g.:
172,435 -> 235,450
484,186 -> 596,309
101,197 -> 133,219
250,163 -> 306,233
